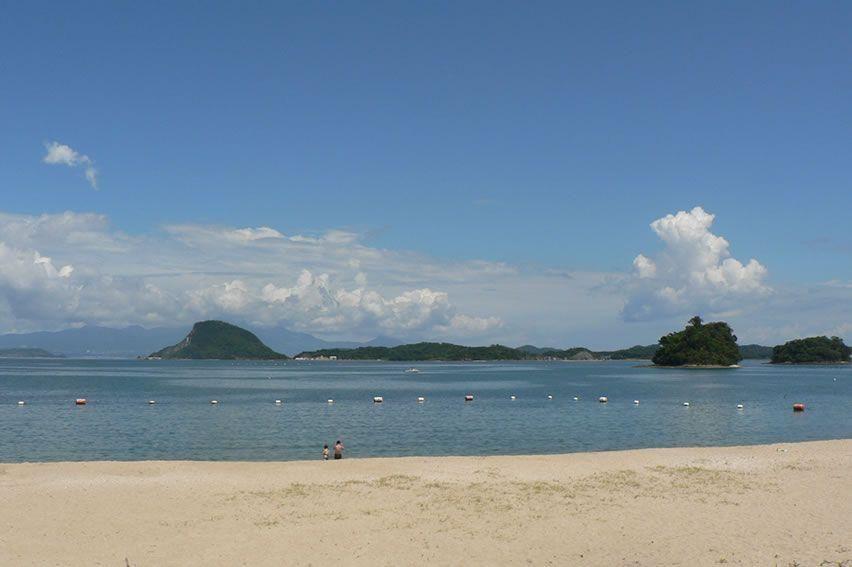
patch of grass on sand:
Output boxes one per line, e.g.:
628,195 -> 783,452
373,474 -> 419,489
647,465 -> 759,494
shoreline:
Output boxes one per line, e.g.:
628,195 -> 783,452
4,435 -> 852,466
2,439 -> 849,566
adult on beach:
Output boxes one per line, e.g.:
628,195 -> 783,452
333,440 -> 344,460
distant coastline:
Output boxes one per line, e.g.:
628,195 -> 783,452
768,360 -> 849,366
0,347 -> 63,359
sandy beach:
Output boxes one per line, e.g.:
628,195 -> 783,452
1,440 -> 849,566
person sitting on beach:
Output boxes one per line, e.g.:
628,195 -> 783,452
333,440 -> 344,460
322,444 -> 329,461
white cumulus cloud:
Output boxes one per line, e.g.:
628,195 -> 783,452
42,141 -> 98,189
623,206 -> 771,321
0,212 -> 505,339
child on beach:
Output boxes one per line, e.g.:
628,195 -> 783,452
322,444 -> 329,460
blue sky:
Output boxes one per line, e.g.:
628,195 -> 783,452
1,2 -> 851,347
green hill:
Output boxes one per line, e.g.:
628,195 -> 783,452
148,321 -> 287,360
652,316 -> 742,367
771,336 -> 850,364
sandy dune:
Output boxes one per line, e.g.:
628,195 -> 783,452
1,440 -> 850,566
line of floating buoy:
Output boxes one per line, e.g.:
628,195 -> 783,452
8,399 -> 825,413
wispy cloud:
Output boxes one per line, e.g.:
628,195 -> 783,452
42,141 -> 99,189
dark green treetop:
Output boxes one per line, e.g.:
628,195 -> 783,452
771,336 -> 850,364
652,316 -> 742,366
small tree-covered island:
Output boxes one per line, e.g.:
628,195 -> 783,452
148,321 -> 288,360
652,316 -> 742,367
770,336 -> 851,364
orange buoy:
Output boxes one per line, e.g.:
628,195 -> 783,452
793,403 -> 805,412
75,398 -> 87,405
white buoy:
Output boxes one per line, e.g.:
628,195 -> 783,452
327,399 -> 334,404
547,394 -> 553,400
373,396 -> 384,403
682,402 -> 690,407
464,394 -> 474,402
633,400 -> 640,405
417,396 -> 425,403
148,400 -> 156,405
573,396 -> 579,401
274,399 -> 282,405
17,401 -> 25,406
598,396 -> 608,403
510,395 -> 516,400
210,400 -> 219,405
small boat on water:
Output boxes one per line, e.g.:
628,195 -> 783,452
464,394 -> 474,402
405,368 -> 421,374
373,396 -> 384,403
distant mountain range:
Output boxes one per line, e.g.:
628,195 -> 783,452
0,325 -> 401,358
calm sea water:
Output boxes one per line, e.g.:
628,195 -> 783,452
0,359 -> 849,462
